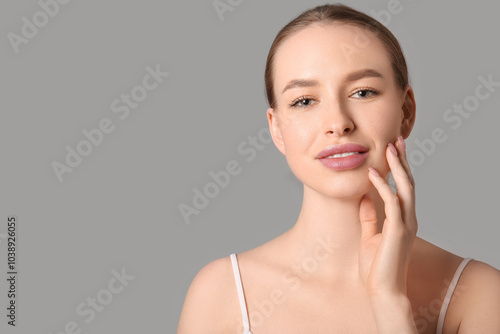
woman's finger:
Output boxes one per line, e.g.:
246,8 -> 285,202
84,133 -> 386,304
367,165 -> 403,232
385,141 -> 414,222
396,136 -> 415,188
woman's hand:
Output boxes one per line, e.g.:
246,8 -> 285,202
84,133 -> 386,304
358,136 -> 419,333
358,136 -> 418,299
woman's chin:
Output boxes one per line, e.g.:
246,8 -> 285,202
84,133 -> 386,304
304,179 -> 374,200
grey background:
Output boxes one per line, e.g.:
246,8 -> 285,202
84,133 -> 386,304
0,0 -> 499,332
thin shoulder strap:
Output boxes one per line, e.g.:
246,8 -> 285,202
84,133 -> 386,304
230,253 -> 252,334
436,257 -> 473,334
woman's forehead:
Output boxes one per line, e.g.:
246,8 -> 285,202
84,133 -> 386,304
273,23 -> 393,90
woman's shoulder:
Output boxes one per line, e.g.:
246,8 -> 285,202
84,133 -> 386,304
177,254 -> 243,333
410,237 -> 500,332
410,237 -> 500,280
444,255 -> 500,332
409,237 -> 500,298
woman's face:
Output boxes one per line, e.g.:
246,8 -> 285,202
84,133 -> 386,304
267,22 -> 415,198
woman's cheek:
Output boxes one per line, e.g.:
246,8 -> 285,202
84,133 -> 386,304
283,121 -> 313,147
364,105 -> 401,138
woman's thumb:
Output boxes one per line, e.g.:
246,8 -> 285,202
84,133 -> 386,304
359,194 -> 378,243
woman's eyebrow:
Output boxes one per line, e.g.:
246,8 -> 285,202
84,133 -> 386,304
281,69 -> 384,96
345,68 -> 384,82
281,79 -> 318,95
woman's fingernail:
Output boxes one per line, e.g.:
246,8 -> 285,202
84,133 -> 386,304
388,142 -> 398,156
368,167 -> 379,176
398,136 -> 406,151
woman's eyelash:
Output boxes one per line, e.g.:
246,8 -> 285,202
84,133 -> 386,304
351,88 -> 380,98
289,88 -> 380,109
289,96 -> 315,108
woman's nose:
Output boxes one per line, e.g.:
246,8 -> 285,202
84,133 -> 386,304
323,103 -> 354,136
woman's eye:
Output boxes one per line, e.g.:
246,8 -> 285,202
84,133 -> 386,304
351,89 -> 379,99
290,98 -> 314,108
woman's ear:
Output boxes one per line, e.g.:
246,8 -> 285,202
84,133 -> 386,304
400,85 -> 416,139
267,107 -> 286,155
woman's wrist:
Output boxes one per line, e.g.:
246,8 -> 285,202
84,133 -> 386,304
369,293 -> 418,334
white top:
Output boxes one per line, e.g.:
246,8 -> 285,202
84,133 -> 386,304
230,253 -> 473,334
230,253 -> 253,334
436,257 -> 473,334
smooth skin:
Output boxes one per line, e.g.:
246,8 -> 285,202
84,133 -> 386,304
178,22 -> 500,333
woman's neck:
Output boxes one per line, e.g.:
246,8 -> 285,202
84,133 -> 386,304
281,182 -> 388,284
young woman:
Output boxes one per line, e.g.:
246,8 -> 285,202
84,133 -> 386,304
178,4 -> 500,333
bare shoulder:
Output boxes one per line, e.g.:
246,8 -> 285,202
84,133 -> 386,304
452,259 -> 500,332
177,255 -> 241,334
409,238 -> 500,332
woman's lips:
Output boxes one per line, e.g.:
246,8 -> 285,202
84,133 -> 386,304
318,151 -> 368,170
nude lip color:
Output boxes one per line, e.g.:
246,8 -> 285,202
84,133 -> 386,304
316,143 -> 369,171
318,152 -> 368,170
